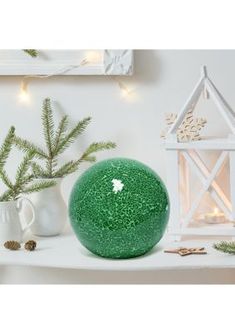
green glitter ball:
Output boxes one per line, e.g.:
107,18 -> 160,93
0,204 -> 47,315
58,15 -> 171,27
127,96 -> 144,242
69,158 -> 169,259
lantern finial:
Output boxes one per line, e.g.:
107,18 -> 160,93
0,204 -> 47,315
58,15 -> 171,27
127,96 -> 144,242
201,65 -> 207,77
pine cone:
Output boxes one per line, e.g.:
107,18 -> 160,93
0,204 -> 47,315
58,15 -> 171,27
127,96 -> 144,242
24,240 -> 37,251
4,240 -> 21,250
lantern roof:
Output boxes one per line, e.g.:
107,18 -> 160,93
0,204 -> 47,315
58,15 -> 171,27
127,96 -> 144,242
166,66 -> 235,141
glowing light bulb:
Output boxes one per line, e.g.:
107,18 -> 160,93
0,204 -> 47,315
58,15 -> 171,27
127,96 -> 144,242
19,81 -> 30,103
85,50 -> 103,64
121,86 -> 132,98
117,80 -> 134,100
213,207 -> 219,215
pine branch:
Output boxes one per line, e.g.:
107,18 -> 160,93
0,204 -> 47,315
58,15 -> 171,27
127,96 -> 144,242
76,141 -> 116,166
0,169 -> 14,190
11,98 -> 116,181
53,115 -> 69,153
20,174 -> 35,185
0,126 -> 15,170
23,49 -> 38,58
53,141 -> 116,178
80,155 -> 96,163
53,160 -> 82,178
42,98 -> 55,157
55,117 -> 91,155
1,172 -> 35,202
214,241 -> 235,254
0,126 -> 56,201
45,158 -> 57,178
31,162 -> 47,178
15,150 -> 35,183
0,189 -> 13,202
82,141 -> 116,158
23,180 -> 56,194
0,168 -> 33,201
14,136 -> 48,159
51,158 -> 58,175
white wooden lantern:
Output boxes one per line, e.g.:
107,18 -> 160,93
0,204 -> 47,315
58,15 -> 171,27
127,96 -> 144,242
164,66 -> 235,239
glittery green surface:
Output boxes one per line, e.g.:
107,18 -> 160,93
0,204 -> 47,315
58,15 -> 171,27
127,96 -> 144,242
69,158 -> 169,259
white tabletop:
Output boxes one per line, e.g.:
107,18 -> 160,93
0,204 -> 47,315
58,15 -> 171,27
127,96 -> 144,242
0,227 -> 234,271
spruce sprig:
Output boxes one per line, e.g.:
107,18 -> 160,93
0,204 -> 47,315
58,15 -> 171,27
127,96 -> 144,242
15,150 -> 35,183
14,98 -> 116,179
0,127 -> 55,202
53,115 -> 69,152
54,116 -> 91,156
13,136 -> 47,158
213,241 -> 235,254
23,180 -> 56,194
42,98 -> 54,157
23,49 -> 38,58
0,126 -> 15,170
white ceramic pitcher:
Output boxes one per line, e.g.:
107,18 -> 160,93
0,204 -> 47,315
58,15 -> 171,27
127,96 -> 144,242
0,198 -> 35,244
26,178 -> 67,237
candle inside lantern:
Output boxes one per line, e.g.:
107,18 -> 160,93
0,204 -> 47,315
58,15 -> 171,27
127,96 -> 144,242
204,207 -> 225,224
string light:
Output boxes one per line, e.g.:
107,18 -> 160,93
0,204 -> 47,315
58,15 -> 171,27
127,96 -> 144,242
18,59 -> 89,103
19,81 -> 30,103
85,50 -> 135,100
111,77 -> 136,101
85,50 -> 103,64
18,55 -> 134,103
117,80 -> 134,99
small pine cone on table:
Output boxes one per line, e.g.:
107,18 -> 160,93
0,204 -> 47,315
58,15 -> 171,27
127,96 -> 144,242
24,240 -> 37,251
4,240 -> 21,250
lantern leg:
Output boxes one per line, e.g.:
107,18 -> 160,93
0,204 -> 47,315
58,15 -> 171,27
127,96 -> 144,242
180,152 -> 190,215
166,150 -> 181,240
229,151 -> 235,222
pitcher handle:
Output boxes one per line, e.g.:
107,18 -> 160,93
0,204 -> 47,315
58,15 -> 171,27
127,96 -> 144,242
17,197 -> 35,233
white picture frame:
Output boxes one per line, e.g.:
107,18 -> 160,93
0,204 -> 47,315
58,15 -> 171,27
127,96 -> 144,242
0,50 -> 133,76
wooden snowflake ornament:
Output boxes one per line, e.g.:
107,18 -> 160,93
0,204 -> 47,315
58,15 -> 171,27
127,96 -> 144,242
161,109 -> 207,142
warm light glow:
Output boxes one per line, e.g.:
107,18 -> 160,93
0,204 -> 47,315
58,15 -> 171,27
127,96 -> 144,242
203,207 -> 226,224
117,80 -> 136,101
213,207 -> 219,215
118,81 -> 130,96
121,87 -> 132,98
19,81 -> 30,103
85,50 -> 103,64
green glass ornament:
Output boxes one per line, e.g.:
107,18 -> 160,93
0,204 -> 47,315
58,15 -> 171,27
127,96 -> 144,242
69,158 -> 169,259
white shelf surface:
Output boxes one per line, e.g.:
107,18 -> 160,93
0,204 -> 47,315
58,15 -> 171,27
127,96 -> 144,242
164,137 -> 235,150
1,229 -> 235,271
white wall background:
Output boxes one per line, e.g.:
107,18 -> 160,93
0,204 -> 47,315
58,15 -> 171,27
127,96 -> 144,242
1,50 -> 235,283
